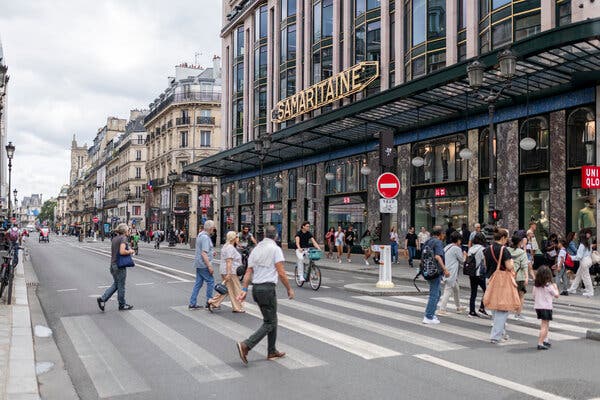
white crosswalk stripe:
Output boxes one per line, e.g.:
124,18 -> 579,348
172,306 -> 326,369
279,299 -> 465,352
121,310 -> 242,383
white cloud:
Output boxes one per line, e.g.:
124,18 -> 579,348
0,0 -> 221,200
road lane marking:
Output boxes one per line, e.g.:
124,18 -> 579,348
97,285 -> 110,289
135,282 -> 154,286
172,306 -> 326,369
167,280 -> 193,284
56,288 -> 78,292
238,302 -> 401,359
414,353 -> 572,400
279,299 -> 464,352
61,316 -> 150,398
314,297 -> 524,346
121,310 -> 241,382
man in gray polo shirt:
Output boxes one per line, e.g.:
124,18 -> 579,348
236,225 -> 294,364
188,220 -> 215,309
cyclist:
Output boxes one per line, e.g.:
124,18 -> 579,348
131,229 -> 140,254
238,226 -> 257,250
295,221 -> 321,283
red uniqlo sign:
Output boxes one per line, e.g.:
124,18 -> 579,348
582,166 -> 600,189
434,187 -> 447,197
376,172 -> 401,199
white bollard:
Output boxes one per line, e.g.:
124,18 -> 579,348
93,232 -> 97,242
375,245 -> 395,288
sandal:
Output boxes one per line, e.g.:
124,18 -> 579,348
232,310 -> 246,313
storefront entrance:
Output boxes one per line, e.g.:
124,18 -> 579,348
413,185 -> 468,232
326,194 -> 367,238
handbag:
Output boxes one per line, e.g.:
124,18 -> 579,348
214,283 -> 228,295
117,244 -> 135,268
483,246 -> 520,311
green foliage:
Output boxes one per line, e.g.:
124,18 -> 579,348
38,200 -> 57,224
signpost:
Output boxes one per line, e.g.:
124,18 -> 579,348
376,172 -> 401,199
92,216 -> 99,223
375,168 -> 400,288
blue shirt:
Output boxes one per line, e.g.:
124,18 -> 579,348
426,237 -> 445,264
193,232 -> 213,269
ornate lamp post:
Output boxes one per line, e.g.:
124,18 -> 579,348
467,49 -> 517,228
5,141 -> 15,224
96,184 -> 105,241
125,187 -> 131,225
167,170 -> 178,246
254,134 -> 272,240
13,189 -> 17,224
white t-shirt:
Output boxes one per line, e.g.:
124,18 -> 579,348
220,243 -> 242,275
417,231 -> 430,245
248,238 -> 285,284
557,248 -> 567,267
334,231 -> 345,245
390,232 -> 399,243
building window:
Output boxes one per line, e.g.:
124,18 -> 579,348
135,186 -> 142,198
556,0 -> 571,27
325,156 -> 368,194
412,135 -> 467,185
135,167 -> 142,179
567,107 -> 595,168
255,5 -> 268,41
132,206 -> 141,216
200,109 -> 211,117
137,135 -> 144,145
180,131 -> 188,148
281,0 -> 297,20
478,128 -> 497,179
254,45 -> 268,80
179,161 -> 188,172
200,130 -> 211,147
261,173 -> 283,202
232,26 -> 244,147
312,0 -> 334,85
414,185 -> 468,232
521,176 -> 549,240
238,179 -> 255,204
519,116 -> 549,173
135,150 -> 142,161
234,26 -> 244,58
288,169 -> 297,199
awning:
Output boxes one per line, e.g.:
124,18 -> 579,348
185,18 -> 600,178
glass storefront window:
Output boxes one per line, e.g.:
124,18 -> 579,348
222,183 -> 235,206
263,203 -> 283,240
288,170 -> 297,199
238,179 -> 255,204
522,176 -> 549,243
414,185 -> 468,232
326,157 -> 368,194
221,206 -> 236,242
412,135 -> 467,185
288,200 -> 298,245
261,173 -> 283,202
520,116 -> 549,173
239,205 -> 254,227
478,128 -> 497,178
567,107 -> 595,168
327,195 -> 366,238
570,175 -> 597,233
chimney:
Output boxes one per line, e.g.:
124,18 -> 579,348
213,55 -> 222,79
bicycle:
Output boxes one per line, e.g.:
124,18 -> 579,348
0,243 -> 19,305
294,248 -> 322,290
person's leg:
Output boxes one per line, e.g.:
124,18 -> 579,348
116,267 -> 127,307
244,285 -> 277,352
490,311 -> 509,341
227,277 -> 244,311
478,277 -> 487,311
189,268 -> 205,306
438,282 -> 451,311
408,246 -> 416,267
580,262 -> 594,295
538,319 -> 549,345
296,249 -> 305,280
200,268 -> 214,302
391,242 -> 398,263
453,285 -> 462,310
568,257 -> 588,292
425,276 -> 442,320
346,245 -> 352,262
209,275 -> 227,308
100,265 -> 118,301
469,276 -> 477,314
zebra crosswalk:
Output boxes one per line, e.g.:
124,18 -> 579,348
60,294 -> 595,398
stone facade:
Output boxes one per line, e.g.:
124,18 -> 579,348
549,110 -> 567,236
495,120 -> 519,234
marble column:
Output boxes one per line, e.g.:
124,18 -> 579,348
233,181 -> 240,232
297,166 -> 307,231
315,163 -> 326,244
549,110 -> 566,236
281,170 -> 289,248
495,120 -> 519,233
467,129 -> 480,227
254,176 -> 261,235
397,144 -> 412,242
366,152 -> 381,235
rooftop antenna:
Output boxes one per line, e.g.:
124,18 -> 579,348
195,52 -> 203,66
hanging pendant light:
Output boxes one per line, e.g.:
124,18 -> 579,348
237,187 -> 245,194
459,148 -> 473,160
360,165 -> 372,175
274,181 -> 283,189
325,172 -> 335,181
411,156 -> 425,167
297,176 -> 307,185
519,137 -> 537,151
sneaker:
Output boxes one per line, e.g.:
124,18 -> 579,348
456,307 -> 466,314
490,339 -> 499,345
537,344 -> 549,350
338,259 -> 342,264
502,334 -> 510,342
468,312 -> 479,318
188,304 -> 202,310
437,310 -> 448,316
267,351 -> 286,360
347,259 -> 352,263
478,308 -> 490,317
543,341 -> 552,348
364,260 -> 369,266
422,317 -> 440,325
96,297 -> 105,312
582,292 -> 594,297
560,291 -> 569,296
118,304 -> 133,311
512,314 -> 525,321
567,289 -> 577,294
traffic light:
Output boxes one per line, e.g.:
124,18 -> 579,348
489,209 -> 503,223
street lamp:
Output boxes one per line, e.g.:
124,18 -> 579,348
13,189 -> 17,223
467,48 -> 517,228
96,184 -> 105,240
167,170 -> 178,246
254,134 -> 272,239
6,142 -> 15,224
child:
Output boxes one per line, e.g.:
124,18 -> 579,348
533,265 -> 560,350
555,239 -> 570,295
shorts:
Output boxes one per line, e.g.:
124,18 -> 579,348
516,280 -> 527,294
535,309 -> 553,321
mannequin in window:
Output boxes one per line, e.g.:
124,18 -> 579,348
537,210 -> 549,241
423,147 -> 433,183
579,200 -> 596,230
441,145 -> 450,181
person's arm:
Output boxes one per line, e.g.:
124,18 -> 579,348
551,283 -> 560,298
435,254 -> 449,277
237,266 -> 254,302
295,235 -> 301,250
250,235 -> 257,245
310,237 -> 321,251
200,239 -> 214,274
275,261 -> 294,299
404,237 -> 408,249
119,241 -> 134,256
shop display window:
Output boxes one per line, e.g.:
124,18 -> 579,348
413,185 -> 468,232
222,183 -> 235,207
221,207 -> 236,243
326,157 -> 368,194
288,200 -> 298,246
478,128 -> 496,179
288,170 -> 297,199
569,174 -> 597,233
567,107 -> 595,168
412,135 -> 467,185
238,179 -> 255,204
239,205 -> 254,227
519,116 -> 549,173
327,195 -> 366,238
263,203 -> 283,240
521,176 -> 549,242
261,173 -> 283,202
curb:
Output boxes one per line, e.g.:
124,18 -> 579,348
586,329 -> 600,341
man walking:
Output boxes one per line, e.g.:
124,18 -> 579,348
422,226 -> 449,324
236,225 -> 294,365
189,220 -> 215,309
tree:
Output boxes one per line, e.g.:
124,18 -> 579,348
38,200 -> 57,225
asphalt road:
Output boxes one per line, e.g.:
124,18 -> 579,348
28,234 -> 600,400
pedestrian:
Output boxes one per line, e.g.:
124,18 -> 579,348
555,239 -> 570,295
334,226 -> 345,264
389,227 -> 399,263
345,225 -> 355,263
188,220 -> 216,309
466,232 -> 488,317
527,222 -> 539,257
207,231 -> 245,313
445,222 -> 456,245
360,229 -> 373,266
483,228 -> 519,344
567,229 -> 595,297
325,227 -> 335,259
508,231 -> 530,321
438,231 -> 466,315
417,226 -> 430,259
533,265 -> 560,350
96,223 -> 134,311
404,226 -> 418,268
236,225 -> 294,365
543,233 -> 559,268
422,226 -> 449,325
468,223 -> 481,248
460,223 -> 470,252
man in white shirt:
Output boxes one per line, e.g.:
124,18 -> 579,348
237,225 -> 294,365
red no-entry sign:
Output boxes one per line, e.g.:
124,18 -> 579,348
92,216 -> 99,223
377,172 -> 401,199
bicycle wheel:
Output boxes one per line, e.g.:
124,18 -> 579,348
294,266 -> 304,287
309,264 -> 321,290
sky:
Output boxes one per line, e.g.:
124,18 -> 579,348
0,0 -> 221,204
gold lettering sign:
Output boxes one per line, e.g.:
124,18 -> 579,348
271,61 -> 379,123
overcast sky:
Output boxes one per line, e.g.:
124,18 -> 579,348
0,0 -> 221,204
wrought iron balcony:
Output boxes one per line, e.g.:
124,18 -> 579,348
176,117 -> 191,126
196,116 -> 215,125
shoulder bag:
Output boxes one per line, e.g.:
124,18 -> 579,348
483,246 -> 520,311
117,243 -> 135,268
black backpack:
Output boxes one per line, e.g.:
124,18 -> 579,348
463,254 -> 477,276
419,240 -> 442,281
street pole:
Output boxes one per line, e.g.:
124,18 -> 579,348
488,102 -> 496,228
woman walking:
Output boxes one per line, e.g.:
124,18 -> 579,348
325,227 -> 335,259
438,231 -> 466,315
389,227 -> 399,264
97,223 -> 134,311
466,232 -> 487,318
334,226 -> 345,264
208,231 -> 245,313
508,232 -> 530,321
360,230 -> 374,266
567,229 -> 595,297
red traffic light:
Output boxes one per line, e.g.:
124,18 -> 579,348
489,209 -> 503,222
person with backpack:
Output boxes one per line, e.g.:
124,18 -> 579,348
466,232 -> 487,318
421,226 -> 450,325
508,231 -> 530,321
438,231 -> 466,315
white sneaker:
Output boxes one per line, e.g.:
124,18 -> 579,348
364,260 -> 369,266
567,288 -> 577,294
582,292 -> 594,297
347,259 -> 352,263
338,259 -> 342,264
422,317 -> 440,325
456,307 -> 466,314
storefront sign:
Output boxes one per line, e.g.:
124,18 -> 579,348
377,172 -> 401,199
434,187 -> 447,197
582,166 -> 600,189
271,61 -> 379,123
343,197 -> 351,204
379,199 -> 397,214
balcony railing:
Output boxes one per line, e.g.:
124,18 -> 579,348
176,117 -> 191,126
145,91 -> 222,124
196,116 -> 215,125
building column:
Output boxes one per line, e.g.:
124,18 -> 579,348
541,0 -> 555,31
549,110 -> 567,236
466,0 -> 479,58
297,166 -> 306,237
467,128 -> 480,227
315,162 -> 326,244
397,144 -> 412,241
366,152 -> 381,235
189,184 -> 199,248
281,170 -> 289,247
254,176 -> 261,235
446,0 -> 458,65
495,120 -> 519,233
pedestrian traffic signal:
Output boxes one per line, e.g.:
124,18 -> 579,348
489,209 -> 503,222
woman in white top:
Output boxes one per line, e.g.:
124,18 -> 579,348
208,231 -> 245,312
334,226 -> 345,264
567,230 -> 595,297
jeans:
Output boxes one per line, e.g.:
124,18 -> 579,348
101,264 -> 127,307
244,283 -> 278,354
296,249 -> 305,280
555,267 -> 569,293
407,246 -> 416,266
491,310 -> 509,340
469,276 -> 486,313
390,242 -> 398,262
425,276 -> 442,319
189,268 -> 214,306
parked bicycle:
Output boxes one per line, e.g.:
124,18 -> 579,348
294,248 -> 322,290
0,243 -> 20,305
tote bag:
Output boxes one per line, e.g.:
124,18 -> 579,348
117,244 -> 135,268
483,246 -> 520,311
